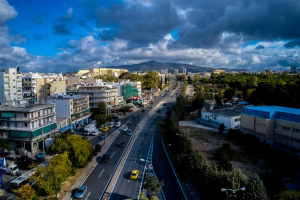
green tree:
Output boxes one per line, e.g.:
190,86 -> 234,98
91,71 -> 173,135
194,74 -> 200,82
102,75 -> 118,82
275,190 -> 300,200
143,71 -> 159,89
17,185 -> 35,200
187,76 -> 193,84
33,152 -> 72,196
144,176 -> 164,198
95,114 -> 107,128
224,88 -> 236,103
97,102 -> 106,113
245,176 -> 268,200
48,135 -> 92,168
248,76 -> 258,88
218,123 -> 225,134
192,94 -> 205,111
0,138 -> 11,150
119,72 -> 131,79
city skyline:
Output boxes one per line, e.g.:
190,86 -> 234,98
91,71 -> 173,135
1,0 -> 299,73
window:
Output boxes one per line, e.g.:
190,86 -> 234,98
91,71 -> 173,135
13,79 -> 15,81
13,86 -> 15,88
24,123 -> 28,127
71,109 -> 72,112
24,113 -> 27,117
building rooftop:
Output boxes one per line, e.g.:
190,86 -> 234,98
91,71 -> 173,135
245,106 -> 300,115
56,95 -> 87,99
204,107 -> 243,117
0,103 -> 55,112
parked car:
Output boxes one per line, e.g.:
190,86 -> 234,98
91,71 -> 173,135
99,124 -> 105,130
118,141 -> 125,147
102,126 -> 109,132
35,151 -> 45,162
90,129 -> 99,136
114,122 -> 121,127
122,126 -> 128,132
16,156 -> 34,170
130,170 -> 139,180
126,130 -> 133,136
107,122 -> 115,128
99,133 -> 107,139
74,185 -> 87,199
100,153 -> 109,163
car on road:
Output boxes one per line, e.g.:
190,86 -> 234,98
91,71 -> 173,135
100,153 -> 109,163
74,185 -> 87,199
122,126 -> 128,132
107,122 -> 115,128
102,126 -> 109,132
90,129 -> 99,136
99,133 -> 107,139
132,114 -> 137,118
114,122 -> 121,127
130,170 -> 139,180
157,110 -> 161,113
163,103 -> 166,106
118,141 -> 125,147
126,130 -> 133,135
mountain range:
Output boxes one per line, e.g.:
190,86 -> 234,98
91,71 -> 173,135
107,60 -> 242,73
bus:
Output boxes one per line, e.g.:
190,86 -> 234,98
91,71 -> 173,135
10,168 -> 36,193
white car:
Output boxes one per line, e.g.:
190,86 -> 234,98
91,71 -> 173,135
90,129 -> 99,136
115,122 -> 121,127
122,126 -> 128,132
107,122 -> 115,128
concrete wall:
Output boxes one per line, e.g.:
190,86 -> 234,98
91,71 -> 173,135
55,99 -> 71,119
50,81 -> 66,96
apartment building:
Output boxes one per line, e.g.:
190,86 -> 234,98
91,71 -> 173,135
0,67 -> 23,104
212,69 -> 226,75
174,69 -> 178,75
50,95 -> 91,132
241,106 -> 300,154
182,67 -> 187,75
77,85 -> 118,109
0,102 -> 57,153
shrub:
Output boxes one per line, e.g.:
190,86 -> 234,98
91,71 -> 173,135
95,144 -> 102,152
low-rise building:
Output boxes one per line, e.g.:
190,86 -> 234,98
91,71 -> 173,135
0,102 -> 57,154
199,108 -> 243,130
241,106 -> 300,154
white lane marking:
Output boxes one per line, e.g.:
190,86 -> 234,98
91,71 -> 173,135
8,194 -> 16,199
99,169 -> 104,178
128,179 -> 130,183
111,151 -> 115,158
139,146 -> 141,151
85,192 -> 91,200
134,158 -> 137,163
143,137 -> 145,141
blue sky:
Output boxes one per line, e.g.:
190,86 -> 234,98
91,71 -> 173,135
1,0 -> 299,72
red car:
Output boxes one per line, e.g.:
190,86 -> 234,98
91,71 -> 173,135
129,109 -> 133,113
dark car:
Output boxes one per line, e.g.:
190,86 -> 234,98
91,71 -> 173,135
16,156 -> 34,170
141,109 -> 145,112
163,103 -> 166,106
132,114 -> 137,118
167,106 -> 170,109
157,110 -> 161,113
118,141 -> 125,147
100,153 -> 109,163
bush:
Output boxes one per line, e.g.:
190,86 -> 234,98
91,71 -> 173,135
95,144 -> 102,152
221,159 -> 233,171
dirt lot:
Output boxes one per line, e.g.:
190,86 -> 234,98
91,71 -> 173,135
179,126 -> 268,179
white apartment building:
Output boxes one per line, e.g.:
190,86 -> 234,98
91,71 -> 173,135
48,95 -> 91,132
0,102 -> 57,153
0,67 -> 23,104
77,85 -> 118,109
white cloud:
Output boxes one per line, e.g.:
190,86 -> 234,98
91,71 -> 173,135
0,0 -> 18,23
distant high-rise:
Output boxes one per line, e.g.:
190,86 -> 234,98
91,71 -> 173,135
174,69 -> 178,74
0,67 -> 23,104
291,65 -> 297,72
182,67 -> 186,74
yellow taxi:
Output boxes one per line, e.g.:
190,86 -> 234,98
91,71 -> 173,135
130,170 -> 139,180
102,126 -> 109,132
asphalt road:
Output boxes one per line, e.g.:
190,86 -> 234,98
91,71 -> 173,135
109,84 -> 185,200
71,95 -> 166,200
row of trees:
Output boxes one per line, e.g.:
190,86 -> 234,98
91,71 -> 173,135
202,72 -> 300,108
160,93 -> 269,200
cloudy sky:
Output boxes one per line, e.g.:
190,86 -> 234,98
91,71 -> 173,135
0,0 -> 299,72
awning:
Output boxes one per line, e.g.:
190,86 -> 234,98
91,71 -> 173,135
32,129 -> 42,137
11,131 -> 31,138
1,112 -> 16,118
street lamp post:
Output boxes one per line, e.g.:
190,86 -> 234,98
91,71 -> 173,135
221,187 -> 245,193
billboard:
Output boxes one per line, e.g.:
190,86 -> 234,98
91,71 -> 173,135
0,157 -> 7,173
